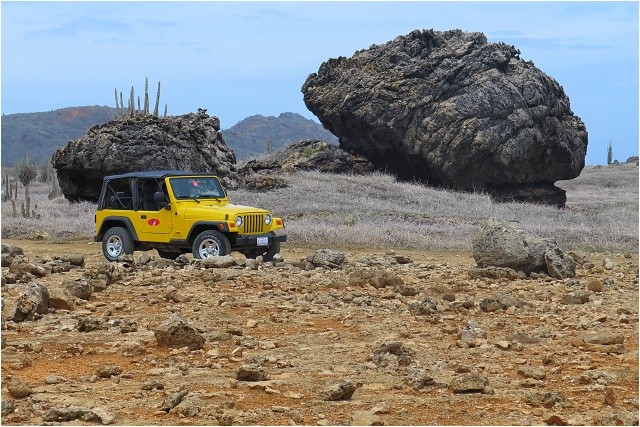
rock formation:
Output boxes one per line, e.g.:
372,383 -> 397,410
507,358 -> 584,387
52,109 -> 240,202
302,29 -> 588,206
238,139 -> 374,191
472,219 -> 576,278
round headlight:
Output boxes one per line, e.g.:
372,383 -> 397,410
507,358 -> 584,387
235,215 -> 243,227
265,214 -> 272,225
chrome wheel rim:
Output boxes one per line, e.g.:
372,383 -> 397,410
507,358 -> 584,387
106,235 -> 123,258
198,238 -> 220,258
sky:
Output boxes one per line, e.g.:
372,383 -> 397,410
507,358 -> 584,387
1,1 -> 638,165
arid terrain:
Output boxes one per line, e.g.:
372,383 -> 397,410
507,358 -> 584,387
1,237 -> 638,426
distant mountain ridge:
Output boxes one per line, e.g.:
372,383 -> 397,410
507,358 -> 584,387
1,107 -> 337,167
1,106 -> 118,167
222,112 -> 338,160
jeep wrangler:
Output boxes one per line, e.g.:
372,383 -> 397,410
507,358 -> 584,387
95,170 -> 286,262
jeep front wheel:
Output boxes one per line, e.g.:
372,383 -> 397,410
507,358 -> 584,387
102,227 -> 134,261
192,230 -> 231,259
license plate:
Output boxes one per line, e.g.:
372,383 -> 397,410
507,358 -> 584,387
257,237 -> 269,246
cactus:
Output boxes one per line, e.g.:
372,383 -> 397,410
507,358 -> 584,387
48,173 -> 62,199
113,79 -> 166,118
267,136 -> 273,154
129,86 -> 135,116
114,88 -> 120,118
144,77 -> 150,115
2,174 -> 9,202
154,81 -> 161,116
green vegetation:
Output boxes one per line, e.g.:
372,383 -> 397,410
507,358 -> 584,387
607,141 -> 613,165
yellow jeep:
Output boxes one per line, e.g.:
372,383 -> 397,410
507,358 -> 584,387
95,170 -> 286,262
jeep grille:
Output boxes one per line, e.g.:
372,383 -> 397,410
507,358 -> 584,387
242,214 -> 265,234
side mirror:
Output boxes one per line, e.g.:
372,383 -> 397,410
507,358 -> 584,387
154,191 -> 169,209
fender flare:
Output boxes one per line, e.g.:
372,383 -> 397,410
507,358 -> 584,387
186,221 -> 230,243
97,216 -> 140,242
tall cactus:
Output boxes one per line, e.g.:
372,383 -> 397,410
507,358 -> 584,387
129,86 -> 135,116
113,79 -> 166,119
153,81 -> 161,116
144,77 -> 150,115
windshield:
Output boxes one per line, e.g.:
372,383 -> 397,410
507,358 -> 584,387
169,177 -> 225,200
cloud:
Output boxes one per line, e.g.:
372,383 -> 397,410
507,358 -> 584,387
27,16 -> 132,39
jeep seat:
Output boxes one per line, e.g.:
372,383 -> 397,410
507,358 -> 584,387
141,182 -> 159,211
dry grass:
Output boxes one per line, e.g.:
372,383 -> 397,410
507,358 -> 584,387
1,164 -> 637,253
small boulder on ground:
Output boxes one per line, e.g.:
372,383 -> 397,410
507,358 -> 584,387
449,373 -> 490,394
63,279 -> 94,300
368,341 -> 414,367
7,377 -> 32,398
472,220 -> 575,278
1,243 -> 24,267
236,364 -> 269,382
307,249 -> 346,269
319,380 -> 357,401
154,313 -> 205,350
12,281 -> 49,322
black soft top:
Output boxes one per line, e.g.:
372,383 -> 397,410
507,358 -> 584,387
102,170 -> 216,181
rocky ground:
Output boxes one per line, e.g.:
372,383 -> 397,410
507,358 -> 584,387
1,239 -> 638,426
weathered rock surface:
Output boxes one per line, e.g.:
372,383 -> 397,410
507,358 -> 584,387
154,313 -> 205,350
306,249 -> 346,269
302,29 -> 587,205
319,380 -> 356,401
449,373 -> 490,393
472,219 -> 575,277
52,109 -> 240,201
1,243 -> 24,267
238,140 -> 374,191
12,281 -> 49,321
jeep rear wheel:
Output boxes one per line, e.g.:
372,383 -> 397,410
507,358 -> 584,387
102,227 -> 134,261
192,230 -> 231,259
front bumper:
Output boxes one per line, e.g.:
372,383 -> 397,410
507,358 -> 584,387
233,233 -> 287,249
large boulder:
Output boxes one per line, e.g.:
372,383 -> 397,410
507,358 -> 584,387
302,29 -> 588,206
52,109 -> 240,202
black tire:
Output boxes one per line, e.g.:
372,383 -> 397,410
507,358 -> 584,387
192,230 -> 231,260
263,240 -> 281,262
102,226 -> 134,262
156,249 -> 181,260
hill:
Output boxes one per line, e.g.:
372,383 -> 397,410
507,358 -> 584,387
222,112 -> 338,160
1,106 -> 117,167
1,108 -> 337,167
